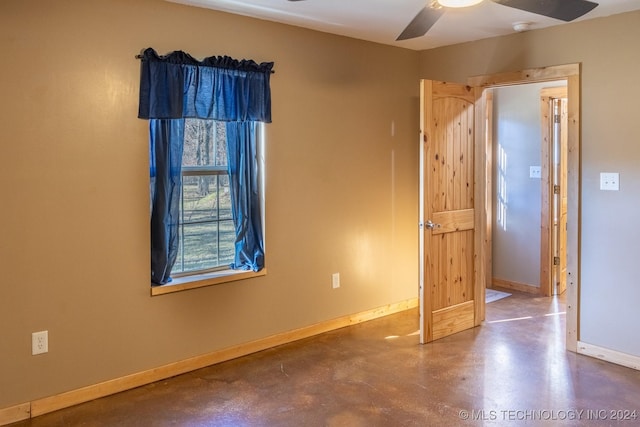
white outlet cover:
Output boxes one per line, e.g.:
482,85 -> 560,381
600,172 -> 620,191
32,330 -> 48,355
529,166 -> 541,179
332,273 -> 340,289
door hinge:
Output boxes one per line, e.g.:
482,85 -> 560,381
554,114 -> 561,124
553,185 -> 560,194
553,256 -> 560,266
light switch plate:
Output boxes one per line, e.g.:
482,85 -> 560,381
600,172 -> 619,191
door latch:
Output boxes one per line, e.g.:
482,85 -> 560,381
425,220 -> 441,230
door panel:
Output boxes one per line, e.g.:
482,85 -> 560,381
432,301 -> 475,341
421,80 -> 477,343
431,209 -> 474,235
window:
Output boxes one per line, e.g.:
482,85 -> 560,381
139,48 -> 272,290
173,119 -> 235,275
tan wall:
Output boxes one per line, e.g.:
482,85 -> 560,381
0,0 -> 420,408
419,11 -> 640,356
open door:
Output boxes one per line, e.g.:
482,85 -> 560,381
419,80 -> 481,343
554,95 -> 568,296
540,86 -> 568,296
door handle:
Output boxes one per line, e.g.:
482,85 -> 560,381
425,220 -> 441,230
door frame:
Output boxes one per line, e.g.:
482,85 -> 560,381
468,64 -> 581,352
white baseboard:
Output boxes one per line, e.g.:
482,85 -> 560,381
577,341 -> 640,371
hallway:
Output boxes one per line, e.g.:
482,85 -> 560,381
12,290 -> 640,426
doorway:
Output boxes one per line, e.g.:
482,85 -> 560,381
488,82 -> 568,297
468,64 -> 580,352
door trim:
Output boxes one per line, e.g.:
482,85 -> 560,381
468,64 -> 581,352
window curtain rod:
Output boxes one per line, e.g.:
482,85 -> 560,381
135,48 -> 275,74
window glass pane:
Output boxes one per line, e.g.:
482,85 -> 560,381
214,121 -> 228,167
175,119 -> 234,276
218,219 -> 236,264
182,176 -> 219,222
219,174 -> 232,220
183,119 -> 227,168
173,220 -> 236,273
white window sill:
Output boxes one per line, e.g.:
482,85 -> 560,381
151,268 -> 267,296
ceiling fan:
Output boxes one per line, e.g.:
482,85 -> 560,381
287,0 -> 599,41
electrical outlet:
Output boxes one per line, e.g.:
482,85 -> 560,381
600,172 -> 620,191
529,166 -> 541,179
332,273 -> 340,289
32,331 -> 48,355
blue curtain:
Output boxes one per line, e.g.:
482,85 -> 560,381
226,122 -> 264,271
139,48 -> 273,285
149,119 -> 184,285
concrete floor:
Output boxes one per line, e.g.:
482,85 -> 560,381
12,289 -> 640,426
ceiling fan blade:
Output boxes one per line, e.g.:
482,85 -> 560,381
396,6 -> 445,41
492,0 -> 598,22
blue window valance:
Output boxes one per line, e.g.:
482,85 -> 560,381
138,47 -> 273,122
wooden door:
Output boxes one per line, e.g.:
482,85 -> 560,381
540,87 -> 568,296
555,97 -> 568,295
420,80 -> 478,343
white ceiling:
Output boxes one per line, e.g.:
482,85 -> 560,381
168,0 -> 640,50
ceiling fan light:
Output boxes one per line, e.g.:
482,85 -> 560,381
512,21 -> 532,32
438,0 -> 483,8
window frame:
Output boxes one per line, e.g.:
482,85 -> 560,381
150,122 -> 267,296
